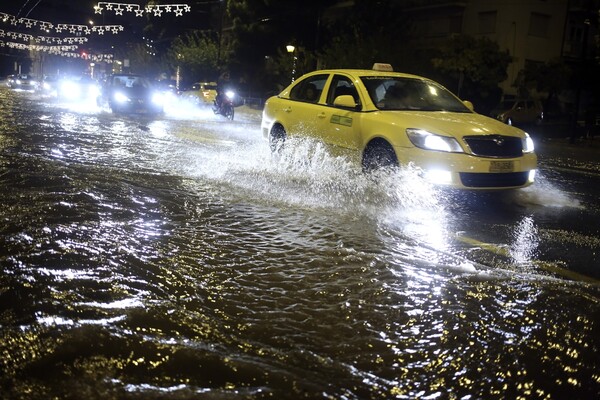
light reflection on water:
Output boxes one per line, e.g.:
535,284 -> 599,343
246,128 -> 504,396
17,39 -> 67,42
0,88 -> 598,399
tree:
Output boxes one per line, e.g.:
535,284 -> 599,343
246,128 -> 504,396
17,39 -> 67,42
432,34 -> 511,114
514,58 -> 572,115
167,30 -> 226,83
224,0 -> 338,92
126,43 -> 166,78
318,0 -> 413,70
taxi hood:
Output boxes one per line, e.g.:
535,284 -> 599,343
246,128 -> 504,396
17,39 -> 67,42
387,111 -> 527,139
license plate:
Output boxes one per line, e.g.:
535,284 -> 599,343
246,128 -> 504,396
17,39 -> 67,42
489,160 -> 514,173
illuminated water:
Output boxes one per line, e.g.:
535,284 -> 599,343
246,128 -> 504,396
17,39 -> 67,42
0,88 -> 599,399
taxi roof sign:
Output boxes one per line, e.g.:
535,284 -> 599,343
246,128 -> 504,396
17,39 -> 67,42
372,63 -> 394,72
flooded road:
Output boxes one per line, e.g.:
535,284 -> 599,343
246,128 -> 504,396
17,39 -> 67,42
1,87 -> 599,399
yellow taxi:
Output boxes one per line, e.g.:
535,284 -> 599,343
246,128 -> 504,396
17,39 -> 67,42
183,81 -> 217,104
261,64 -> 537,190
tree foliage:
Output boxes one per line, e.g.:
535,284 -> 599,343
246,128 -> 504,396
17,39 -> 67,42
167,30 -> 226,82
126,43 -> 166,78
318,0 -> 412,70
514,58 -> 572,99
432,34 -> 511,113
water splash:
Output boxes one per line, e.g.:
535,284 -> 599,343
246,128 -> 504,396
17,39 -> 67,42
512,171 -> 582,209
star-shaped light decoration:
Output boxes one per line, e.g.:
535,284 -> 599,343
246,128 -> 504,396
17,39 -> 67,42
174,6 -> 183,16
135,9 -> 144,17
94,5 -> 103,14
115,6 -> 123,16
153,7 -> 163,17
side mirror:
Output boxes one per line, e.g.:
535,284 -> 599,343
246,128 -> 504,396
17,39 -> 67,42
462,100 -> 474,111
333,95 -> 358,110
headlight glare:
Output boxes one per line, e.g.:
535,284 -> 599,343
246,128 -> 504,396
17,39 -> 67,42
152,92 -> 164,105
406,128 -> 463,153
114,92 -> 128,103
424,169 -> 453,185
523,135 -> 535,153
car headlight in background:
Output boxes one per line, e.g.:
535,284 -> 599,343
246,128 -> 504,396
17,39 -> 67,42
151,92 -> 164,106
88,85 -> 100,99
114,92 -> 129,103
406,128 -> 464,153
60,81 -> 81,99
522,134 -> 535,153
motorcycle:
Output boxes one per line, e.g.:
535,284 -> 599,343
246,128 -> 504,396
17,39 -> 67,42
213,90 -> 235,120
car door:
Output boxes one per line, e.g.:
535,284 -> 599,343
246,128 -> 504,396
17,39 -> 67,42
315,74 -> 363,151
282,74 -> 329,138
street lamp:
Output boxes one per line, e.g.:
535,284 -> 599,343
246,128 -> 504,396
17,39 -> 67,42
286,45 -> 296,83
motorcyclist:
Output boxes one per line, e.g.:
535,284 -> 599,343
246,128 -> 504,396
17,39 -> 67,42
214,71 -> 234,112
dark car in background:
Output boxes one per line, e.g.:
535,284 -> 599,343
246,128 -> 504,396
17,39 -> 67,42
97,74 -> 165,114
56,75 -> 100,102
490,97 -> 544,126
8,74 -> 38,91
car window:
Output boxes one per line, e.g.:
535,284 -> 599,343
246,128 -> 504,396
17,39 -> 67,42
361,76 -> 471,112
327,75 -> 361,109
289,74 -> 328,103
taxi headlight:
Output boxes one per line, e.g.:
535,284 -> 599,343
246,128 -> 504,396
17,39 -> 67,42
114,92 -> 128,103
406,128 -> 463,153
523,135 -> 535,153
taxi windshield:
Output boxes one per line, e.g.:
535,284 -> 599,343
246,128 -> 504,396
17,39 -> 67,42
361,77 -> 471,113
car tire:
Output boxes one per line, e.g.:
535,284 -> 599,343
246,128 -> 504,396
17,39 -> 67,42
362,140 -> 398,172
269,124 -> 286,153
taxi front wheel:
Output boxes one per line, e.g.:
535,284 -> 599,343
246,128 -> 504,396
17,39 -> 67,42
269,125 -> 286,153
362,141 -> 398,172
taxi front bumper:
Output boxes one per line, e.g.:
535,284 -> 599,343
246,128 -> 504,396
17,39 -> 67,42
394,146 -> 538,190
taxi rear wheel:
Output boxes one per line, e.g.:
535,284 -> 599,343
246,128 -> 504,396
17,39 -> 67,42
269,124 -> 286,153
362,141 -> 398,172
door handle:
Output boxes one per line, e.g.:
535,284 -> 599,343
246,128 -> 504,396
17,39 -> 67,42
283,107 -> 292,113
317,112 -> 326,119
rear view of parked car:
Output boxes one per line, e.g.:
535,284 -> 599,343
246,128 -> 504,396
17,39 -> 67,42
491,98 -> 543,126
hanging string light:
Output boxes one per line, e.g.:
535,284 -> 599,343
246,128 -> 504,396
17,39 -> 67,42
0,29 -> 88,44
0,40 -> 114,62
0,12 -> 124,35
93,2 -> 191,17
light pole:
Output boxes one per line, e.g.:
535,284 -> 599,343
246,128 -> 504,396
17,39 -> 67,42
286,45 -> 296,83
